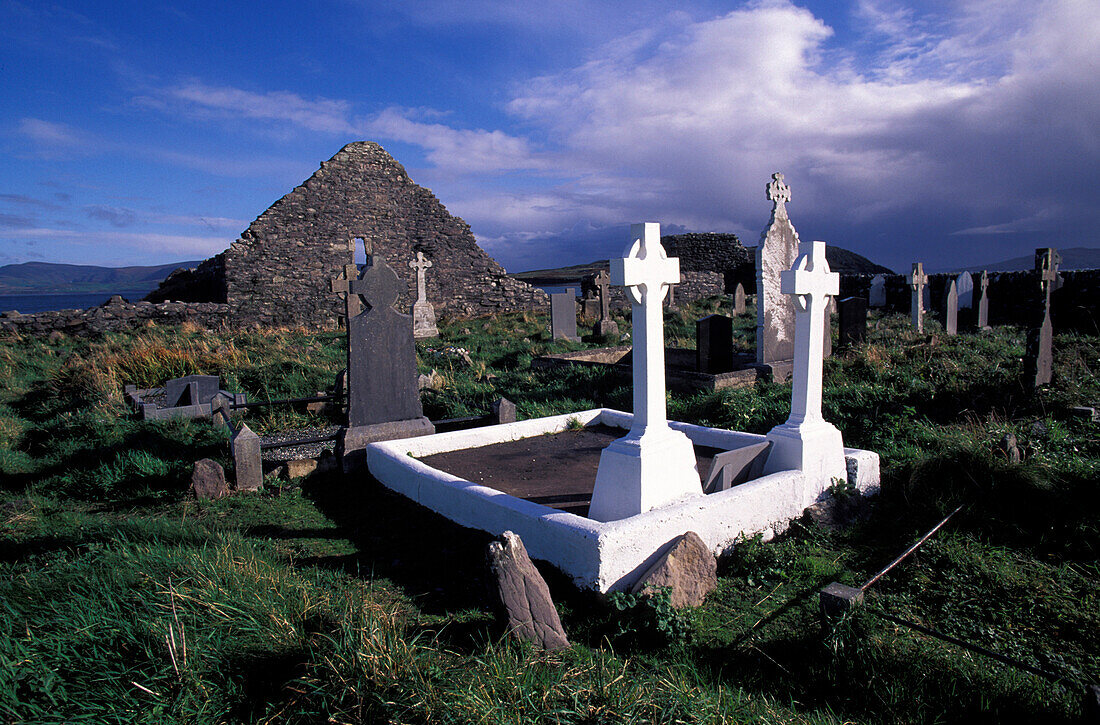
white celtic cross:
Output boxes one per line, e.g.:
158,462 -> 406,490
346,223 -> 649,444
780,240 -> 838,426
409,251 -> 432,303
767,172 -> 791,219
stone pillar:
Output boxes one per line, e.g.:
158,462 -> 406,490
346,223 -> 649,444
232,423 -> 263,492
908,262 -> 928,333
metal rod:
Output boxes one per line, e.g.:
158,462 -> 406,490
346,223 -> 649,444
861,504 -> 965,591
870,609 -> 1073,686
231,393 -> 344,410
259,433 -> 339,450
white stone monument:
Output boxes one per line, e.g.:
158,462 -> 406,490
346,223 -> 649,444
409,251 -> 439,339
908,262 -> 928,333
763,240 -> 846,485
588,223 -> 703,522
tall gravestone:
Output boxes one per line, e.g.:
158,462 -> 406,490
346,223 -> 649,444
1023,249 -> 1062,388
756,172 -> 800,365
868,275 -> 886,308
593,270 -> 619,338
977,270 -> 991,329
732,283 -> 746,316
943,279 -> 958,336
337,248 -> 434,471
550,289 -> 580,341
908,262 -> 928,333
838,297 -> 868,348
956,271 -> 974,309
696,315 -> 734,373
589,223 -> 702,522
409,251 -> 439,339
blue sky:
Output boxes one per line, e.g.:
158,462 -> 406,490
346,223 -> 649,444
1,0 -> 1097,274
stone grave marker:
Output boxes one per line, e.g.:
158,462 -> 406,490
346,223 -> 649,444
409,251 -> 439,339
593,270 -> 619,337
330,260 -> 363,321
838,297 -> 868,348
943,279 -> 958,336
166,374 -> 220,408
338,247 -> 434,470
823,298 -> 834,359
1024,248 -> 1063,388
977,270 -> 991,329
956,271 -> 974,309
696,314 -> 734,374
868,274 -> 886,308
629,531 -> 717,609
763,240 -> 846,482
192,458 -> 228,500
589,223 -> 703,522
550,289 -> 579,341
702,441 -> 772,493
487,531 -> 569,650
732,283 -> 746,316
231,424 -> 263,491
908,262 -> 928,333
665,282 -> 679,311
756,172 -> 800,365
580,281 -> 600,318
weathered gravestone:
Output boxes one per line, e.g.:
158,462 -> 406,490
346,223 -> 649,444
943,279 -> 958,336
192,458 -> 228,500
409,251 -> 439,339
756,172 -> 800,365
166,374 -> 221,408
732,282 -> 746,316
487,530 -> 570,651
550,290 -> 579,342
1023,248 -> 1063,388
956,271 -> 974,309
696,314 -> 734,374
589,223 -> 703,522
231,424 -> 263,492
839,297 -> 868,348
337,249 -> 434,471
908,262 -> 928,333
593,270 -> 619,337
629,531 -> 717,609
868,274 -> 886,308
329,259 -> 363,321
977,270 -> 991,329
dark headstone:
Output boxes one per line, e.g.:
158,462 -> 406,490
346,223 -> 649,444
838,297 -> 868,348
868,274 -> 886,307
820,582 -> 864,618
696,315 -> 734,373
630,531 -> 717,609
944,280 -> 958,336
232,424 -> 262,492
191,458 -> 228,500
732,283 -> 746,315
550,290 -> 579,341
491,397 -> 517,425
487,531 -> 570,651
702,441 -> 772,493
166,374 -> 220,408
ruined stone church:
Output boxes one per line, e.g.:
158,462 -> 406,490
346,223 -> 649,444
148,142 -> 546,328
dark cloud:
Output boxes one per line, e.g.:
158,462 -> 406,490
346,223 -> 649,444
0,213 -> 35,229
83,205 -> 136,227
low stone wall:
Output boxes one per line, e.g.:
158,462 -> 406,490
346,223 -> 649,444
0,296 -> 230,337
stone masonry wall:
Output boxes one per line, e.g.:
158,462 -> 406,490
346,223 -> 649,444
223,141 -> 546,329
0,296 -> 229,338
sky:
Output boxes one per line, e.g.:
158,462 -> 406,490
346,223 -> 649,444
1,0 -> 1097,275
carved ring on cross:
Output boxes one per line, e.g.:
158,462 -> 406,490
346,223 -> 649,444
351,258 -> 402,312
621,236 -> 673,306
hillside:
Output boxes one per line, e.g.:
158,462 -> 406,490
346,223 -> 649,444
0,260 -> 201,295
950,246 -> 1100,273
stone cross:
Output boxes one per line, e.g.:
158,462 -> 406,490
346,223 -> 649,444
1024,248 -> 1063,388
767,172 -> 791,220
330,261 -> 363,320
589,223 -> 702,522
409,251 -> 432,303
594,269 -> 619,337
908,262 -> 928,333
977,270 -> 990,329
763,240 -> 846,484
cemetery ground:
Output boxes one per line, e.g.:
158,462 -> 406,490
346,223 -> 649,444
1,299 -> 1098,724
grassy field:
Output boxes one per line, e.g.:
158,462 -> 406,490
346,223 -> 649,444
1,299 -> 1097,724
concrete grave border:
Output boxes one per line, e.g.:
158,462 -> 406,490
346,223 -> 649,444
367,408 -> 879,592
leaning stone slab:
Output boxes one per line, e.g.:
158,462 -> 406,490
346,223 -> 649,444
192,458 -> 228,500
702,441 -> 772,494
630,531 -> 717,609
487,531 -> 570,651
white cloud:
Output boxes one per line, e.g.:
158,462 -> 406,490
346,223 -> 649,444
0,227 -> 230,261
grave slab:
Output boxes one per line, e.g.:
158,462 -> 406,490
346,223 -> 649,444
696,315 -> 734,373
839,297 -> 868,348
550,290 -> 579,341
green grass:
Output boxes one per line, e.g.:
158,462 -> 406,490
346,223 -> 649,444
0,300 -> 1097,723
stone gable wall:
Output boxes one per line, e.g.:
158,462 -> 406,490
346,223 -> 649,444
223,142 -> 546,329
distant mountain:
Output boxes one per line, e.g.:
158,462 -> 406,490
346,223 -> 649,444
0,261 -> 202,295
947,247 -> 1100,274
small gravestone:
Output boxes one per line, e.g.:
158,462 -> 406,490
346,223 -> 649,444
593,270 -> 619,337
702,441 -> 772,493
908,262 -> 928,333
491,397 -> 517,425
408,251 -> 439,339
999,432 -> 1021,463
944,280 -> 958,336
630,531 -> 717,609
757,172 -> 800,364
977,270 -> 991,329
487,531 -> 569,651
956,271 -> 974,309
580,283 -> 600,318
338,244 -> 434,471
696,315 -> 734,373
1024,248 -> 1063,388
550,289 -> 579,341
166,375 -> 220,408
231,424 -> 263,492
868,274 -> 886,308
839,297 -> 868,348
732,283 -> 746,316
192,458 -> 228,500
